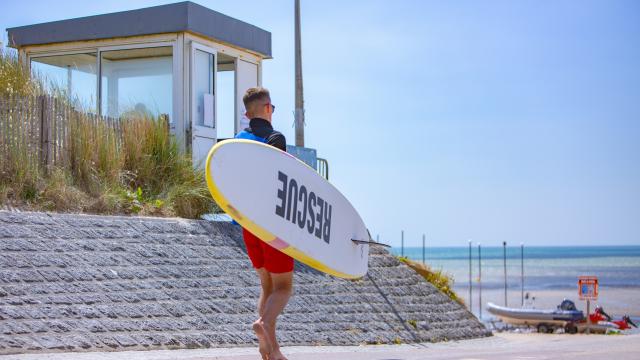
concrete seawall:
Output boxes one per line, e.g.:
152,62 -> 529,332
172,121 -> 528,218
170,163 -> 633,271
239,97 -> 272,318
0,211 -> 489,355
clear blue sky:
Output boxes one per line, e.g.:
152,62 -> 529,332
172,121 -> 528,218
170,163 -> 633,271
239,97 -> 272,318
2,0 -> 639,247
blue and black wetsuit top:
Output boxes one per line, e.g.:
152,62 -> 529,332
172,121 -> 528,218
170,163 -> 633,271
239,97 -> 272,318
232,118 -> 285,226
235,118 -> 286,152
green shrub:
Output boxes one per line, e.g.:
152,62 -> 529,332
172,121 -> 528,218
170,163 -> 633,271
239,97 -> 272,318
40,169 -> 90,212
168,182 -> 219,219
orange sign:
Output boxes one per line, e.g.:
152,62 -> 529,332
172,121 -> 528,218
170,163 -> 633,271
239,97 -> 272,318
578,276 -> 598,300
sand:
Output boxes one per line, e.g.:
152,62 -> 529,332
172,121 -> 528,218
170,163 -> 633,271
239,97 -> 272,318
456,286 -> 640,318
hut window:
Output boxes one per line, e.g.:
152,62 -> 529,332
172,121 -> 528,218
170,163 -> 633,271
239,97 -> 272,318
100,46 -> 172,120
31,53 -> 98,113
216,53 -> 236,139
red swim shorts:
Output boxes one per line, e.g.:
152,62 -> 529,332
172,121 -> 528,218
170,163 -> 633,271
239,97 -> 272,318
242,228 -> 294,273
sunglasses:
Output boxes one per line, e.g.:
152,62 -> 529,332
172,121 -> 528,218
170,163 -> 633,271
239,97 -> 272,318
266,103 -> 275,113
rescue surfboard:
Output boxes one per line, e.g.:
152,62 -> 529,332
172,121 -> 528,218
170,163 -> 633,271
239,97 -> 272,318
205,139 -> 372,279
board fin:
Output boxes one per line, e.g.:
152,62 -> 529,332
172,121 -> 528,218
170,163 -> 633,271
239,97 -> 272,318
351,239 -> 391,248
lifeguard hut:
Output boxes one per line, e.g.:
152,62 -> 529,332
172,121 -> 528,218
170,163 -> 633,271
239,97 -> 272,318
6,1 -> 321,170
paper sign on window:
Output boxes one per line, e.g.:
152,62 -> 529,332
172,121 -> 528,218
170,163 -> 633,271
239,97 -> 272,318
204,93 -> 214,128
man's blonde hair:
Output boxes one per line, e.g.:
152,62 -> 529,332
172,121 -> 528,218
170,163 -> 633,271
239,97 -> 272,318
243,87 -> 271,116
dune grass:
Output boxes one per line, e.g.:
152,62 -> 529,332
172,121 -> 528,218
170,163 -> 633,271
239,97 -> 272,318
0,48 -> 38,97
0,48 -> 219,218
397,256 -> 464,305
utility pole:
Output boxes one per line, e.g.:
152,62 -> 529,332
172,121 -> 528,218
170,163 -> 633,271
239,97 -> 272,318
401,230 -> 404,257
294,0 -> 305,147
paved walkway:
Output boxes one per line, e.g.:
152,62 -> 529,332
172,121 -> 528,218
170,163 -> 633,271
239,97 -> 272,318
2,333 -> 639,360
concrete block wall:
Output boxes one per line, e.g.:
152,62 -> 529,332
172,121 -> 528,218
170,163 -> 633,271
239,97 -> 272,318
0,211 -> 489,354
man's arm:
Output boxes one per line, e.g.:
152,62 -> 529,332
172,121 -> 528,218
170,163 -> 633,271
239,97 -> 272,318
267,132 -> 287,152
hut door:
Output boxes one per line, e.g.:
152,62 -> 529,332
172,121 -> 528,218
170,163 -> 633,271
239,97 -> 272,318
190,42 -> 217,167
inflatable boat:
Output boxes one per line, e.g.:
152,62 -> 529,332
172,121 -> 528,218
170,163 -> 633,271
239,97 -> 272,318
487,299 -> 585,333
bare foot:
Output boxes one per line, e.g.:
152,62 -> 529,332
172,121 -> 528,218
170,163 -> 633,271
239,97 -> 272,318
252,320 -> 271,360
261,322 -> 287,360
269,348 -> 288,360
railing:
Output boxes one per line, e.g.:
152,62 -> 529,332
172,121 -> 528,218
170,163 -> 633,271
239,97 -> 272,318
317,157 -> 329,180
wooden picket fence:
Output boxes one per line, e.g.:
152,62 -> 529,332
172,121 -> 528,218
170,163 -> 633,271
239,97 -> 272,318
0,94 -> 124,176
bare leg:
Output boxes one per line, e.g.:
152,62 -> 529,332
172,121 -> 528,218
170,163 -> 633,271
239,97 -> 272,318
259,271 -> 293,360
256,268 -> 273,317
253,268 -> 273,360
265,318 -> 280,359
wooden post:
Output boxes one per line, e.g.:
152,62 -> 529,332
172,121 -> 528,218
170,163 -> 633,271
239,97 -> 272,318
39,95 -> 51,174
0,97 -> 4,167
52,97 -> 57,166
1,96 -> 7,168
294,0 -> 305,147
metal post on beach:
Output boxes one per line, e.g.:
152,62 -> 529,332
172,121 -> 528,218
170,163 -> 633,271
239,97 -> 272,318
468,240 -> 472,312
586,299 -> 591,334
521,243 -> 524,307
376,234 -> 383,247
478,243 -> 482,319
422,234 -> 426,265
503,241 -> 508,307
401,230 -> 404,257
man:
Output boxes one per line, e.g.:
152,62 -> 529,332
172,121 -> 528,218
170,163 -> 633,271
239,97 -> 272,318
235,87 -> 293,360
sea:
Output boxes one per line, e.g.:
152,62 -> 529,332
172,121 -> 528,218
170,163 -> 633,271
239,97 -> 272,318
390,246 -> 640,291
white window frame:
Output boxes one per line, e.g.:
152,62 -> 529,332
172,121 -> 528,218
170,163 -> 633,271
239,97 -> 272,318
27,40 -> 179,124
28,49 -> 100,112
97,41 -> 177,119
190,41 -> 218,136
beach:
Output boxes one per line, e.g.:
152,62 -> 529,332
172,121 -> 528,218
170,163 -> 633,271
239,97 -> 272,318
393,245 -> 640,319
457,286 -> 640,318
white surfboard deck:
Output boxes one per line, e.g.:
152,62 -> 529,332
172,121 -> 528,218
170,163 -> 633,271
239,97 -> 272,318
205,139 -> 369,279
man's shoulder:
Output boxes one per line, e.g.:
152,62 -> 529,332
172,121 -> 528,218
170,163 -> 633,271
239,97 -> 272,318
268,130 -> 286,142
266,130 -> 286,151
235,128 -> 257,139
269,129 -> 285,138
